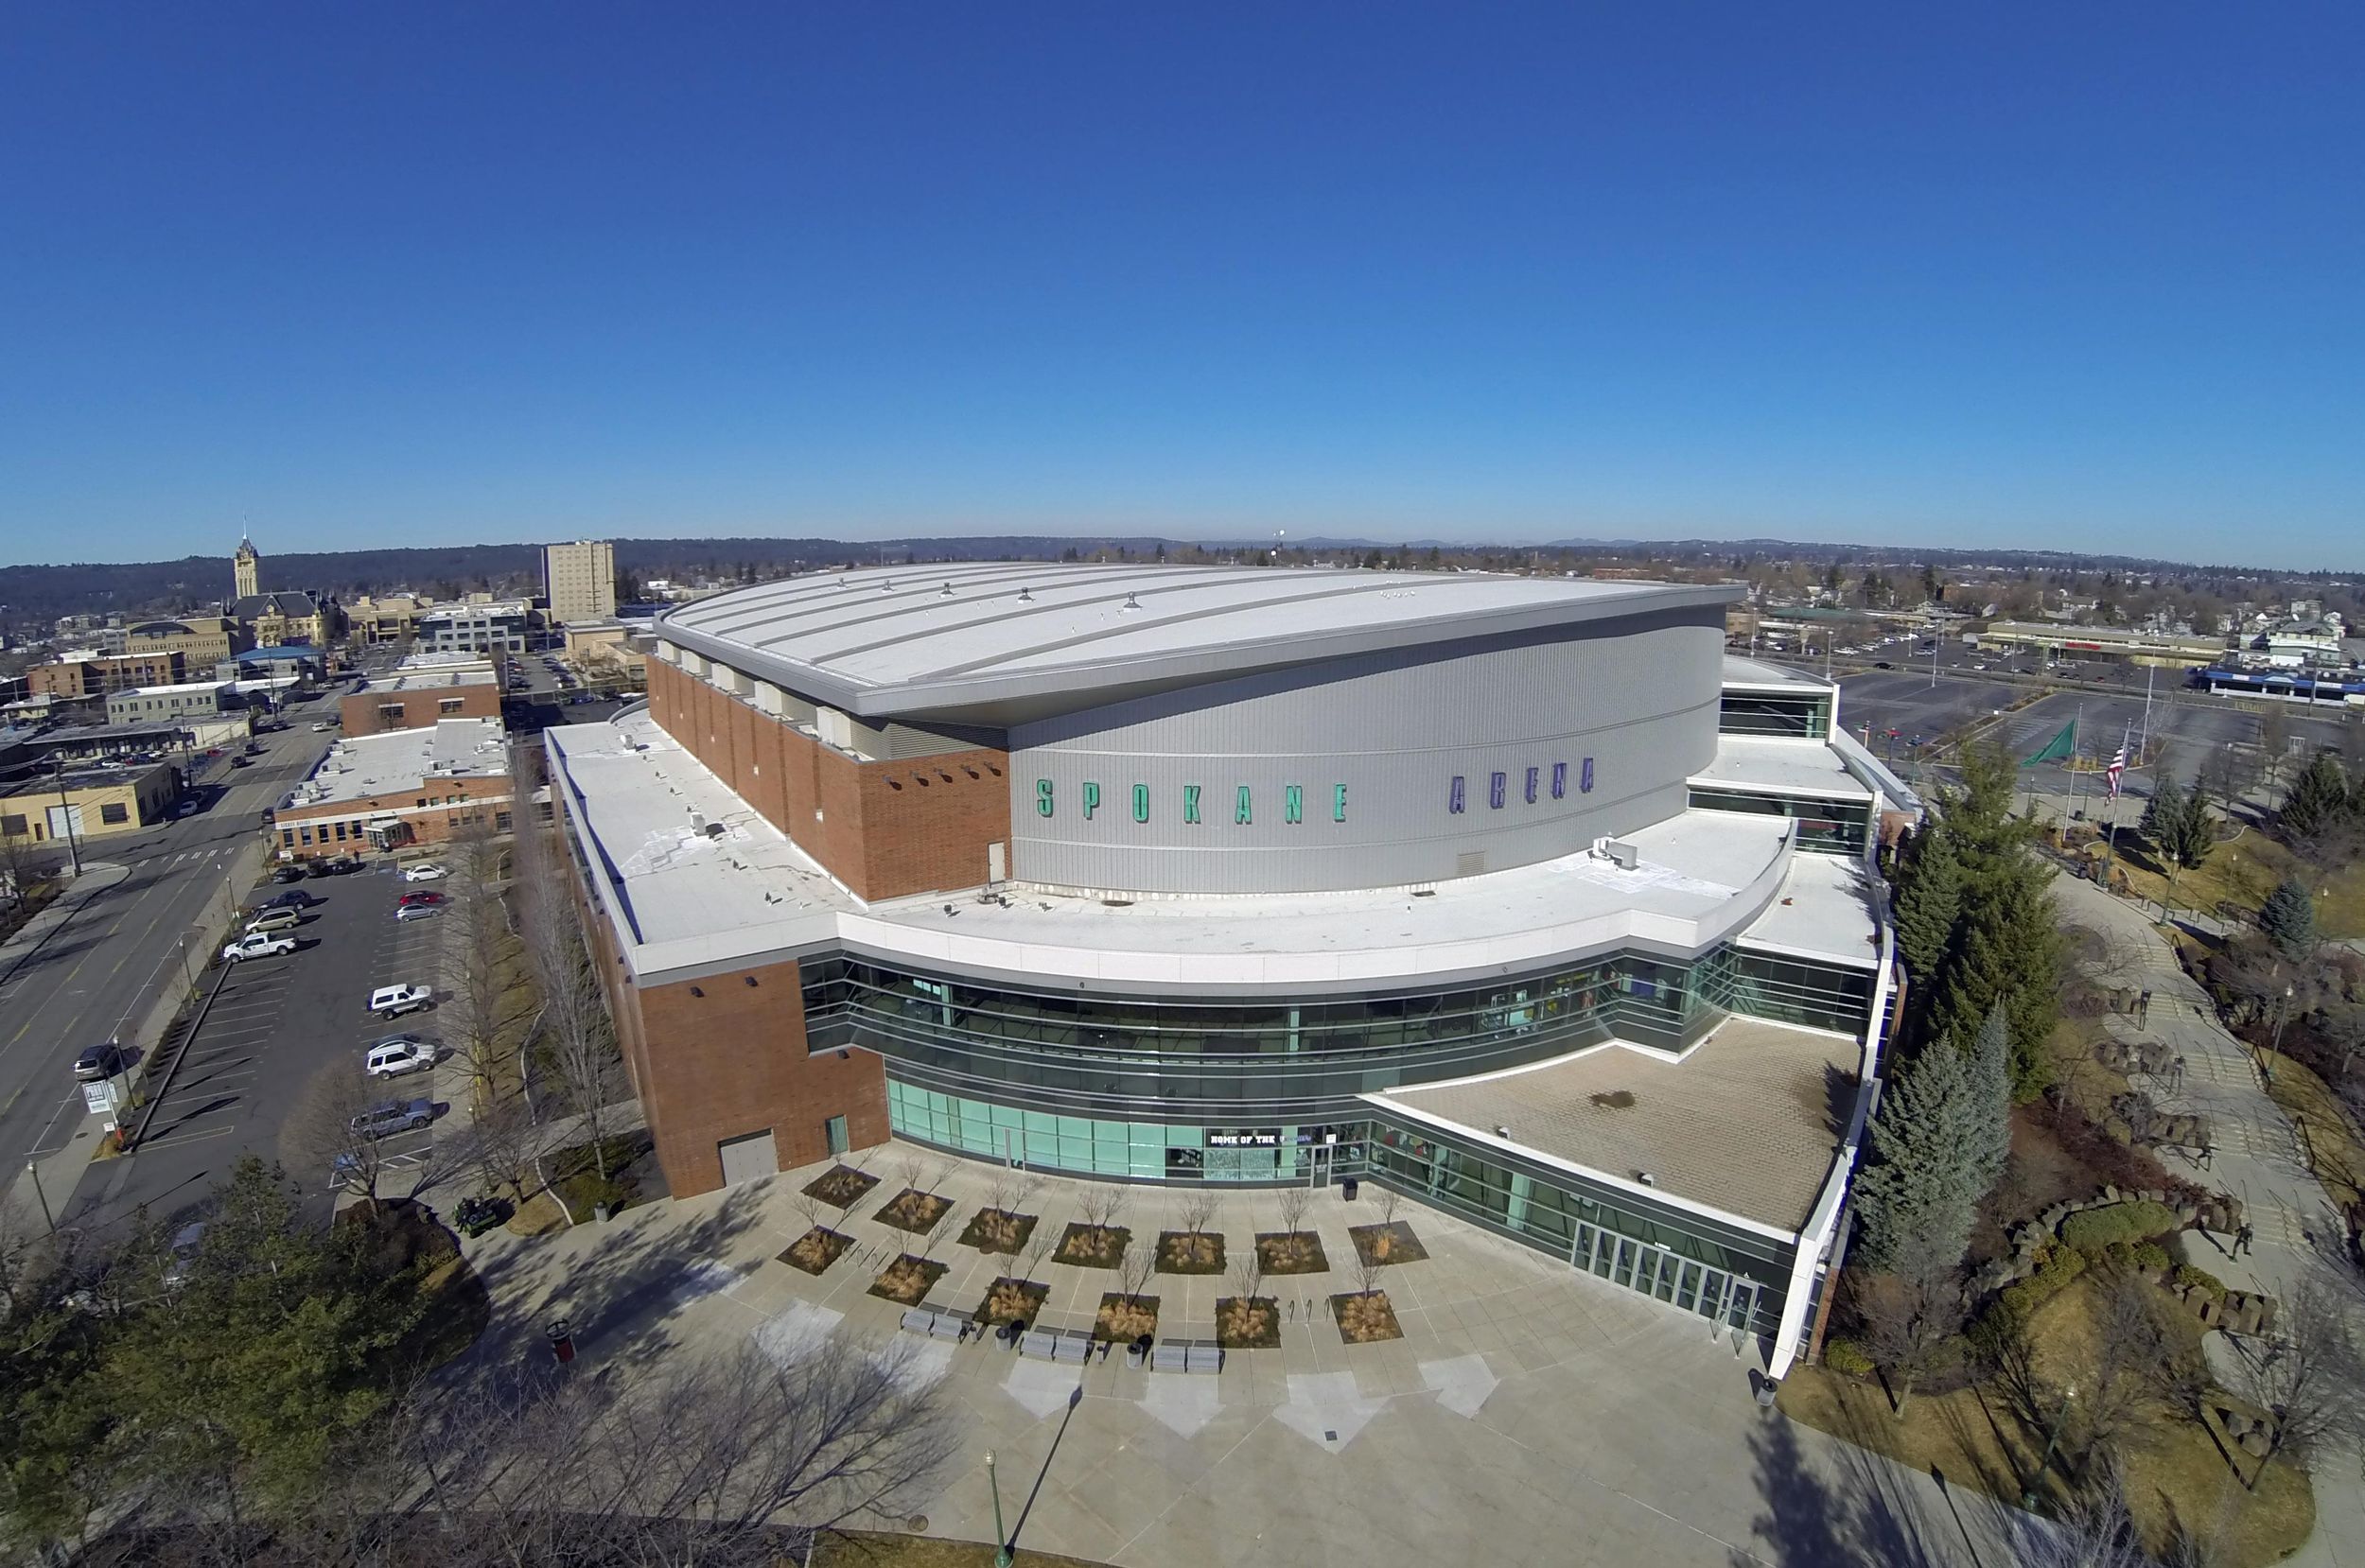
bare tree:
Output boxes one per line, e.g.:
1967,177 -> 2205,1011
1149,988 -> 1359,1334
888,1149 -> 926,1197
1077,1184 -> 1128,1253
2012,1455 -> 2151,1568
1226,1240 -> 1267,1309
1114,1236 -> 1155,1311
1852,1264 -> 1964,1420
436,821 -> 517,1111
1375,1181 -> 1404,1228
1274,1182 -> 1311,1234
2224,1281 -> 2365,1490
2071,1277 -> 2178,1471
1179,1189 -> 1219,1249
437,1091 -> 545,1209
1019,1207 -> 1060,1285
280,1062 -> 406,1200
514,812 -> 630,1183
1351,1244 -> 1384,1298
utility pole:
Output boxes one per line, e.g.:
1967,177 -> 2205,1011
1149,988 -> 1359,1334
2066,704 -> 2084,821
49,754 -> 83,877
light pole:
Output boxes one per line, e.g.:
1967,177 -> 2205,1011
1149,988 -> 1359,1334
25,1160 -> 55,1236
2265,984 -> 2294,1089
986,1451 -> 1013,1568
2019,1383 -> 2076,1510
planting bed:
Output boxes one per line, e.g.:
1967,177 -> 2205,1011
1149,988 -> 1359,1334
875,1187 -> 955,1235
1054,1222 -> 1132,1268
867,1255 -> 949,1306
1348,1221 -> 1428,1267
1154,1230 -> 1226,1274
1330,1289 -> 1404,1343
778,1226 -> 852,1277
973,1276 -> 1049,1327
803,1164 -> 880,1211
1095,1292 -> 1160,1343
1216,1295 -> 1282,1350
957,1207 -> 1039,1255
1256,1230 -> 1330,1275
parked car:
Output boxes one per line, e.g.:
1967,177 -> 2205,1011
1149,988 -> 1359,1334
311,721 -> 338,732
363,1035 -> 438,1078
271,864 -> 307,883
260,889 -> 316,910
369,983 -> 432,1019
243,907 -> 301,934
173,801 -> 201,818
229,756 -> 251,769
161,1222 -> 207,1291
348,1099 -> 433,1140
73,1043 -> 125,1083
395,891 -> 447,908
393,901 -> 442,923
307,855 -> 361,879
222,931 -> 297,963
401,863 -> 448,882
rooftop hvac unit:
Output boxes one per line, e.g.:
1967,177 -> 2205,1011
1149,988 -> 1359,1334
688,809 -> 707,834
1605,840 -> 1639,870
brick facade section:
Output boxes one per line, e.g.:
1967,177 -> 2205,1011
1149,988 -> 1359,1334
28,652 -> 187,698
645,655 -> 1011,901
558,781 -> 890,1198
341,682 -> 503,734
273,773 -> 513,860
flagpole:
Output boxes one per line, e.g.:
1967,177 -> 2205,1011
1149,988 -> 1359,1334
2067,703 -> 2084,822
2101,722 -> 2132,888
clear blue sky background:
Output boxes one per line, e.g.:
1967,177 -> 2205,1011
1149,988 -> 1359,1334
2,4 -> 2358,567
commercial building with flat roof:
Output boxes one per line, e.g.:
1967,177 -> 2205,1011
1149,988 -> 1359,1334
105,681 -> 237,726
547,563 -> 1911,1373
341,667 -> 504,733
1,761 -> 178,845
545,540 -> 618,625
272,718 -> 513,859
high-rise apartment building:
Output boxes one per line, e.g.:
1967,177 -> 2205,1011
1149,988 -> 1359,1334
543,540 -> 617,626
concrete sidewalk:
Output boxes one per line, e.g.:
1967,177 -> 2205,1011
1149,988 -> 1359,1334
445,1147 -> 2036,1567
2058,875 -> 2365,1567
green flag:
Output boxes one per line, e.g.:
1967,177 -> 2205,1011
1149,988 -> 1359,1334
2022,720 -> 2075,767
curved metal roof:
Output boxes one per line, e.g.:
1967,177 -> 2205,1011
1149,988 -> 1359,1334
657,562 -> 1738,720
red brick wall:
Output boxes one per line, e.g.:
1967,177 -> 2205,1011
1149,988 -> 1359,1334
275,774 -> 513,859
632,959 -> 889,1195
644,653 -> 1011,901
339,683 -> 502,733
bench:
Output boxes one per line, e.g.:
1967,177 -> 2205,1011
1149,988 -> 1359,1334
899,1306 -> 972,1343
1019,1328 -> 1093,1363
1149,1337 -> 1221,1374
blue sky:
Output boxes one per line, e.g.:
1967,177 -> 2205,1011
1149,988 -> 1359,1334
2,4 -> 2359,567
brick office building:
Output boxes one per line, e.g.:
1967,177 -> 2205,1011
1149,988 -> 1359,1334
272,718 -> 514,860
548,563 -> 1918,1375
27,651 -> 188,698
341,668 -> 505,733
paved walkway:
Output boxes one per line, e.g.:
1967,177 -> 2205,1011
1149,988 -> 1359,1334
451,1149 -> 2034,1567
2058,875 -> 2365,1568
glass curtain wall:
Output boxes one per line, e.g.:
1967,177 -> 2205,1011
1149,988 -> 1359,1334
1718,693 -> 1831,739
1686,786 -> 1871,855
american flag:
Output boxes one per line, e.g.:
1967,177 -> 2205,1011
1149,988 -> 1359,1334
2106,744 -> 2128,798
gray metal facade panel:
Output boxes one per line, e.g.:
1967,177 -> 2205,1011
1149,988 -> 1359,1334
1005,613 -> 1723,894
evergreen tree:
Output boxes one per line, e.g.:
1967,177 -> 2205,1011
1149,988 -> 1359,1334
1926,867 -> 2060,1100
2260,877 -> 2319,964
1852,1033 -> 1989,1277
2280,754 -> 2352,845
1889,824 -> 1964,987
2164,787 -> 2216,870
2139,779 -> 2182,844
1964,1003 -> 2014,1190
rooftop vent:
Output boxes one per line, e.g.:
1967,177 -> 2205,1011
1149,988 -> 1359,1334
1017,587 -> 1033,602
1122,592 -> 1143,612
940,582 -> 955,597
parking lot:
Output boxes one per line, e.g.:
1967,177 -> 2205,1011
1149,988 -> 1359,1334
65,858 -> 455,1230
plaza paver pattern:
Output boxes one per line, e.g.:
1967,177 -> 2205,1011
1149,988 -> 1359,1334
458,1146 -> 2040,1566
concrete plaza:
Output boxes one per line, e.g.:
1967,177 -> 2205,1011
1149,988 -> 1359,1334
456,1147 -> 2033,1567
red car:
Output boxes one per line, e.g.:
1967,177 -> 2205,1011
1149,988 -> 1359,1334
395,891 -> 448,909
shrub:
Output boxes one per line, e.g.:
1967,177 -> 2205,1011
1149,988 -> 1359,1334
2059,1200 -> 2180,1255
2174,1264 -> 2227,1302
2132,1241 -> 2172,1272
1822,1337 -> 1875,1377
1999,1246 -> 2088,1320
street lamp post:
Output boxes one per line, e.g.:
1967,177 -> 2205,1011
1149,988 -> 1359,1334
49,755 -> 83,878
986,1451 -> 1013,1568
2265,984 -> 2294,1089
2019,1384 -> 2076,1510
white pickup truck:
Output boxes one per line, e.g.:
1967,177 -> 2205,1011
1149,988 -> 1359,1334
221,931 -> 297,963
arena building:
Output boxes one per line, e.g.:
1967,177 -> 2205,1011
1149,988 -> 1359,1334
547,563 -> 1912,1372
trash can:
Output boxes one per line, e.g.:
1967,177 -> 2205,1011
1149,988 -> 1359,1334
1340,1177 -> 1360,1202
547,1319 -> 576,1365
